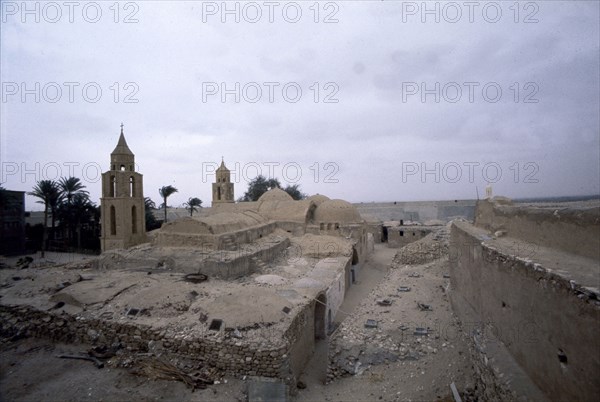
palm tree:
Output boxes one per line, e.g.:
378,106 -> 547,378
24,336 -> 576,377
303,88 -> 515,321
144,197 -> 156,210
184,197 -> 203,216
59,177 -> 88,204
158,185 -> 178,224
48,187 -> 63,242
144,197 -> 160,231
28,180 -> 61,257
58,177 -> 88,244
69,193 -> 95,249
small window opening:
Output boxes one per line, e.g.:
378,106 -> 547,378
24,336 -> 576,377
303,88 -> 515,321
558,349 -> 568,364
110,176 -> 116,197
132,206 -> 137,234
110,206 -> 116,235
209,319 -> 223,331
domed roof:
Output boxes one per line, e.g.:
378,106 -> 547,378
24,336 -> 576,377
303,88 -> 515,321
313,199 -> 362,223
258,188 -> 293,202
307,194 -> 330,206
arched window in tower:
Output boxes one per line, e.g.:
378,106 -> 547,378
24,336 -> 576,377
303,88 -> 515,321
110,205 -> 116,235
120,165 -> 125,171
131,205 -> 137,234
110,176 -> 116,197
129,177 -> 135,197
217,186 -> 221,200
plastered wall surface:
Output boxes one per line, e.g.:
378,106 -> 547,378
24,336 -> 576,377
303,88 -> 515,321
450,218 -> 600,401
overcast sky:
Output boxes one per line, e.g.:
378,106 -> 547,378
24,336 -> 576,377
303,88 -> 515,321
1,0 -> 599,210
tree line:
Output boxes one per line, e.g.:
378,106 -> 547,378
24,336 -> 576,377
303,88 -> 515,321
239,175 -> 306,202
27,177 -> 98,256
16,175 -> 305,256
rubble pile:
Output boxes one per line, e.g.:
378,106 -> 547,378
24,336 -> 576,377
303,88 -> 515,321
392,225 -> 450,266
0,304 -> 289,379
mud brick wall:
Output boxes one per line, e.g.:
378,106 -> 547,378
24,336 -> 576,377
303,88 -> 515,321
0,304 -> 290,379
284,301 -> 315,381
450,221 -> 600,401
475,199 -> 600,259
355,200 -> 477,223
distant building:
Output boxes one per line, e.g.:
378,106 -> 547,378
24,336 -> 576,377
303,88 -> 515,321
0,190 -> 26,255
212,159 -> 235,206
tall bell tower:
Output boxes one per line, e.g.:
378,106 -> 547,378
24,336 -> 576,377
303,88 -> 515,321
212,158 -> 234,206
100,124 -> 146,251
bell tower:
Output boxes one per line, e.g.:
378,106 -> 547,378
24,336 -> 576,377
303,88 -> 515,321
100,124 -> 146,251
212,158 -> 234,206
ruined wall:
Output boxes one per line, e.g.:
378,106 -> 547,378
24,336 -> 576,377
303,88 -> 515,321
284,302 -> 316,381
153,231 -> 216,249
325,260 -> 348,325
364,222 -> 383,243
304,224 -> 369,265
310,257 -> 352,332
195,238 -> 291,279
275,221 -> 307,236
475,199 -> 600,260
97,238 -> 290,279
0,304 -> 290,379
387,226 -> 434,248
457,308 -> 550,401
154,222 -> 278,251
215,222 -> 278,250
339,224 -> 368,264
450,221 -> 600,401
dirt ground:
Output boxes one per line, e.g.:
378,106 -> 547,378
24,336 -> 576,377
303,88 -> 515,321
0,338 -> 246,402
295,242 -> 475,401
1,231 -> 475,402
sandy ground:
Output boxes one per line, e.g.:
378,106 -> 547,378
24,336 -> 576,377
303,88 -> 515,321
1,234 -> 474,402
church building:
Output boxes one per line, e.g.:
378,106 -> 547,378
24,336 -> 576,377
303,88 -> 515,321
100,125 -> 146,251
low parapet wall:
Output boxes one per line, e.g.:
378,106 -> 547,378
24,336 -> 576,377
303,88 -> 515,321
154,222 -> 278,251
475,199 -> 600,259
97,236 -> 290,280
450,220 -> 600,401
196,237 -> 291,279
